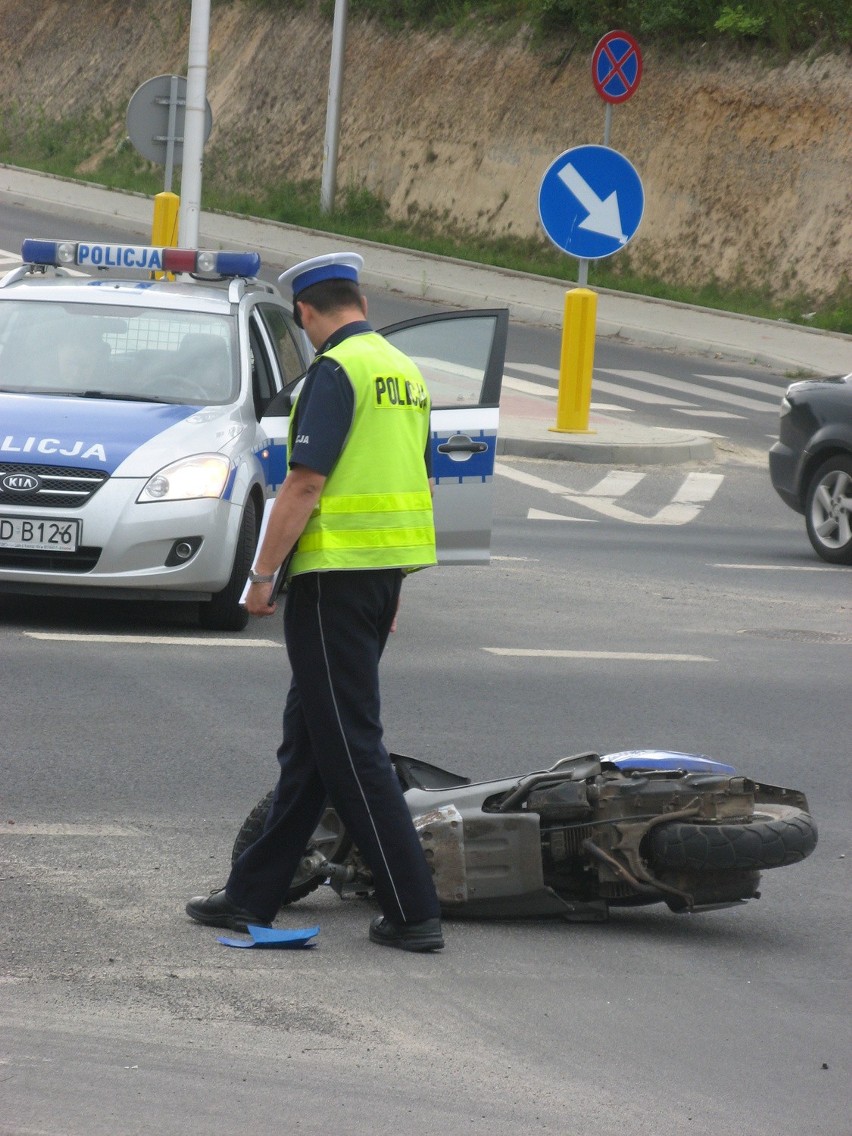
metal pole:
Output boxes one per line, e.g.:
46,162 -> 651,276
603,103 -> 613,147
179,0 -> 211,248
163,74 -> 180,194
320,0 -> 348,214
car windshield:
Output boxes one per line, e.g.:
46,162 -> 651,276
0,300 -> 237,405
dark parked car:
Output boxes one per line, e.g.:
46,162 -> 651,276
769,373 -> 852,564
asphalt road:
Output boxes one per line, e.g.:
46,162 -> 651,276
3,460 -> 849,1136
1,203 -> 850,1136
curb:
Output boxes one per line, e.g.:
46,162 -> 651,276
497,428 -> 717,466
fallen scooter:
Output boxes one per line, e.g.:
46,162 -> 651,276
232,750 -> 817,922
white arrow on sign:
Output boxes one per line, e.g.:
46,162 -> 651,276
558,163 -> 627,244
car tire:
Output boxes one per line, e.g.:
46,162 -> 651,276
198,496 -> 258,632
804,454 -> 852,565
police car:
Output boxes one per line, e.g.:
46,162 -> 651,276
0,238 -> 507,630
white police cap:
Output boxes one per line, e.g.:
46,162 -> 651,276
278,252 -> 364,300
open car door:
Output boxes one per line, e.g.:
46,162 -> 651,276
260,307 -> 507,564
379,309 -> 507,564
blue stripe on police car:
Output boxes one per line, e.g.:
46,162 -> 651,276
0,396 -> 199,473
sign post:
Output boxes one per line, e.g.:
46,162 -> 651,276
321,0 -> 349,214
538,145 -> 644,433
591,29 -> 643,145
126,73 -> 213,250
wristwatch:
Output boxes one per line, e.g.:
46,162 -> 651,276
247,569 -> 276,585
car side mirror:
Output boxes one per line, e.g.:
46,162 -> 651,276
263,387 -> 293,417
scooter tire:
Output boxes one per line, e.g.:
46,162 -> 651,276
647,804 -> 817,873
231,790 -> 352,905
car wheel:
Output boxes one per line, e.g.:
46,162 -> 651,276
199,496 -> 258,631
805,454 -> 852,565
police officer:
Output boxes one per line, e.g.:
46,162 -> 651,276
187,253 -> 444,952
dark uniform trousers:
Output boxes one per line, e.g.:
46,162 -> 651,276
226,567 -> 441,926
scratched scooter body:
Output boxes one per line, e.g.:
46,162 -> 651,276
232,750 -> 817,922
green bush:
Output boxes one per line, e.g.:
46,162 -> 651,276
335,0 -> 852,48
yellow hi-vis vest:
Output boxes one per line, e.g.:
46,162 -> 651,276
288,331 -> 437,576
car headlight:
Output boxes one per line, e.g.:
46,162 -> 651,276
137,454 -> 231,503
778,397 -> 792,417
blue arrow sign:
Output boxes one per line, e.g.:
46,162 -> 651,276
538,145 -> 644,261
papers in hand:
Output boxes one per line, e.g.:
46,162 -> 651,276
239,497 -> 291,606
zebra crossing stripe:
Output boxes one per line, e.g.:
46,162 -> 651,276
598,368 -> 779,413
591,376 -> 696,407
694,373 -> 789,398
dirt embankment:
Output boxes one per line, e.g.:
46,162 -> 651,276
0,0 -> 849,303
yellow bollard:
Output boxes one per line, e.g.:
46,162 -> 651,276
550,287 -> 598,434
151,191 -> 180,279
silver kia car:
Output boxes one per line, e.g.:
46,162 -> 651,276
0,238 -> 508,629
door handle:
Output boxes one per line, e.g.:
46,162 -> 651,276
437,435 -> 488,455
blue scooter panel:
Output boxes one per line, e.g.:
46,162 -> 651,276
605,750 -> 737,776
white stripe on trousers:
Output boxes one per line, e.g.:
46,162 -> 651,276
314,574 -> 408,922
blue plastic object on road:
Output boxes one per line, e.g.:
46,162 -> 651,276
217,924 -> 320,949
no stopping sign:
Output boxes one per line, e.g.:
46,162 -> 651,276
592,30 -> 643,104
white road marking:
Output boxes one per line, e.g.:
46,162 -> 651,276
496,462 -> 581,495
598,368 -> 778,413
498,463 -> 724,525
503,373 -> 633,413
24,632 -> 279,647
694,373 -> 789,398
484,648 -> 715,662
559,495 -> 711,525
672,472 -> 725,504
584,470 -> 646,496
592,377 -> 696,407
713,563 -> 846,572
0,824 -> 135,836
674,409 -> 744,419
503,374 -> 556,398
505,362 -> 559,380
506,361 -> 787,416
563,471 -> 721,526
528,508 -> 597,522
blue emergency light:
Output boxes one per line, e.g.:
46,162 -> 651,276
20,239 -> 261,278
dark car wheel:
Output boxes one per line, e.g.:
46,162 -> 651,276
199,497 -> 258,631
805,455 -> 852,565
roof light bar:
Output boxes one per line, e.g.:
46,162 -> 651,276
20,239 -> 261,278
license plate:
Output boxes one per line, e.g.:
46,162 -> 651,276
0,516 -> 81,552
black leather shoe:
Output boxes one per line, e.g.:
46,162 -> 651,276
369,915 -> 444,952
185,888 -> 271,932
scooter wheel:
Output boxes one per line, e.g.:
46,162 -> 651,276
231,790 -> 352,906
647,804 -> 817,872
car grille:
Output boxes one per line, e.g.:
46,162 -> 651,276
0,546 -> 102,572
0,463 -> 109,508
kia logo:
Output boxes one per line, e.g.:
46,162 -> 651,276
2,473 -> 41,493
